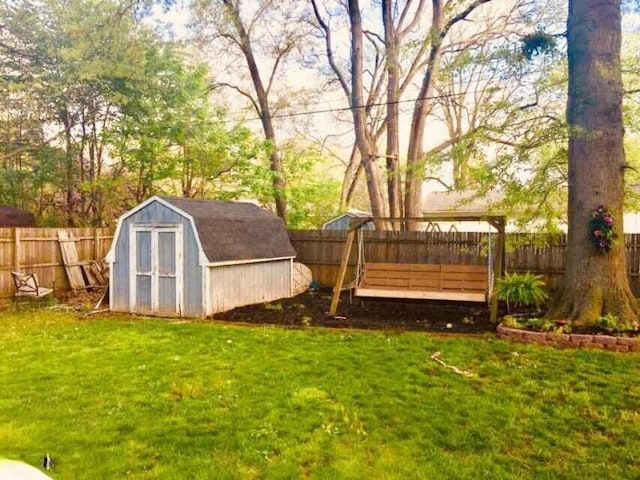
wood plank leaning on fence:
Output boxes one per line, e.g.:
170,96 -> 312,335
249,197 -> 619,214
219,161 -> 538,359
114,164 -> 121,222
58,230 -> 108,293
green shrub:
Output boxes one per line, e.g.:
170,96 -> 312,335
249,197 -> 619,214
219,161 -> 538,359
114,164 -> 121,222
494,272 -> 548,312
597,313 -> 637,334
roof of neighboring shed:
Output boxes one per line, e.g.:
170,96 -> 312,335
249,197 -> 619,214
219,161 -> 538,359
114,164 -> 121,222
323,209 -> 374,229
337,209 -> 372,218
159,196 -> 296,263
0,206 -> 35,226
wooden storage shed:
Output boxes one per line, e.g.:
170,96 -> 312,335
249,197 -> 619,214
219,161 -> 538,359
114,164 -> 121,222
106,196 -> 297,317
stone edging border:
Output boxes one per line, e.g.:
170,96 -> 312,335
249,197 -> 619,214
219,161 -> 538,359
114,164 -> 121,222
496,323 -> 640,352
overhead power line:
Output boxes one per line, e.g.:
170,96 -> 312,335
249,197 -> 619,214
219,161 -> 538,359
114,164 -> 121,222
236,91 -> 461,122
220,80 -> 544,125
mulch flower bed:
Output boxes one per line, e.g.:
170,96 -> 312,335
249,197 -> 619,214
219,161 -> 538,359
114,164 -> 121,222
213,289 -> 494,334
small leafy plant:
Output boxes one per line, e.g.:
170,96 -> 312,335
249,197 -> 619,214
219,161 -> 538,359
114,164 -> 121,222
597,313 -> 638,334
494,272 -> 548,313
502,316 -> 570,334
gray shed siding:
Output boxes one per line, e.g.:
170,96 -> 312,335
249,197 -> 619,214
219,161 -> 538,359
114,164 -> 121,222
207,259 -> 292,314
111,200 -> 204,317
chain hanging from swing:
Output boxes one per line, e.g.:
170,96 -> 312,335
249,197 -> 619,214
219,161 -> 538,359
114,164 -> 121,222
356,228 -> 365,287
487,227 -> 495,305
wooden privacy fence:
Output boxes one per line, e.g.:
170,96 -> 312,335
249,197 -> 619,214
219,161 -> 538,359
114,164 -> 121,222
4,228 -> 640,301
0,227 -> 113,299
289,230 -> 640,293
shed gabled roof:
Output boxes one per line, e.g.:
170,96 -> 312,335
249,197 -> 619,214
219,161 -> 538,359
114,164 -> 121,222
159,196 -> 296,263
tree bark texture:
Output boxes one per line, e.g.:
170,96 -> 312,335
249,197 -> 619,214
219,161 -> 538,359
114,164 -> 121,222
383,0 -> 402,223
547,0 -> 640,325
222,0 -> 287,221
348,0 -> 387,222
404,0 -> 443,229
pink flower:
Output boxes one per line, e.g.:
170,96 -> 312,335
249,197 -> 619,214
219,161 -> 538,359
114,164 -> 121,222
594,230 -> 602,237
604,216 -> 614,225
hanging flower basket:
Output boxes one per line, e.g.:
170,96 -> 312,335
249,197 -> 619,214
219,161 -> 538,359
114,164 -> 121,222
589,205 -> 616,253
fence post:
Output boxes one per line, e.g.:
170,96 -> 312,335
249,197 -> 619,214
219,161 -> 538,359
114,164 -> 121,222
94,228 -> 100,260
13,227 -> 20,271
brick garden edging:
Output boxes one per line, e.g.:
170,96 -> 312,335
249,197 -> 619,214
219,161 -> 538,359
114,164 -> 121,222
497,323 -> 640,352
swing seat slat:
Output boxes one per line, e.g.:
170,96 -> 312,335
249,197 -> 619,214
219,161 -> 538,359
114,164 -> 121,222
356,262 -> 488,302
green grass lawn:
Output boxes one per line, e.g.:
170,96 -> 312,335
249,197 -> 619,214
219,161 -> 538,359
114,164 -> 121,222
1,309 -> 639,479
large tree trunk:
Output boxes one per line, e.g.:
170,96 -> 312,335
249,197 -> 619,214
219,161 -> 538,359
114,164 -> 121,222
348,0 -> 387,222
61,106 -> 76,227
222,0 -> 287,221
404,0 -> 443,230
383,0 -> 402,225
547,0 -> 640,326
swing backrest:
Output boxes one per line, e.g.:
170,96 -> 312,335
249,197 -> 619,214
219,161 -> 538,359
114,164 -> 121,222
359,262 -> 488,294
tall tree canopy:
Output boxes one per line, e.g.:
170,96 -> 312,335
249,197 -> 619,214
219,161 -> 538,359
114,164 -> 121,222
0,0 -> 340,227
190,0 -> 315,222
310,0 -> 557,228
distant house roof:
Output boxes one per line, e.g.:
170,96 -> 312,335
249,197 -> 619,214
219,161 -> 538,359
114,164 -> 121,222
421,190 -> 505,218
159,196 -> 296,263
0,206 -> 35,227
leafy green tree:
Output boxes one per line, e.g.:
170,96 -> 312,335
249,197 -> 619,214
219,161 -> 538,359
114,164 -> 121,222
191,0 -> 315,222
110,40 -> 264,205
279,142 -> 341,229
2,0 -> 265,225
0,0 -> 147,225
210,139 -> 341,228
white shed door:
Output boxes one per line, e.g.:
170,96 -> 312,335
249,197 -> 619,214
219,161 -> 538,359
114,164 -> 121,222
131,226 -> 183,316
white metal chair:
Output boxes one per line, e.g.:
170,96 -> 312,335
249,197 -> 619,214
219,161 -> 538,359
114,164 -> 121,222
11,271 -> 53,298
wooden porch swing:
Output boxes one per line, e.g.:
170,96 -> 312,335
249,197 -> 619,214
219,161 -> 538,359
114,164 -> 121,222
329,214 -> 506,322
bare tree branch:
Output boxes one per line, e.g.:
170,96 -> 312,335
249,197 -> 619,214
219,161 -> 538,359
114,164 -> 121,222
209,82 -> 261,116
398,0 -> 427,37
310,0 -> 351,98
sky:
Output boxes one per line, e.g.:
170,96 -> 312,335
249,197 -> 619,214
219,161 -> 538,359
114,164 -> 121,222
142,1 -> 531,197
144,1 -> 640,205
146,2 -> 191,40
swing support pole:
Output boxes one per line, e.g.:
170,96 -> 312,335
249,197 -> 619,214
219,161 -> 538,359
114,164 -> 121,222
329,219 -> 370,315
488,218 -> 506,323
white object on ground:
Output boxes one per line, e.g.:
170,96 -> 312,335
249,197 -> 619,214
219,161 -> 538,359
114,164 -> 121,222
430,351 -> 475,378
0,459 -> 53,480
292,262 -> 312,296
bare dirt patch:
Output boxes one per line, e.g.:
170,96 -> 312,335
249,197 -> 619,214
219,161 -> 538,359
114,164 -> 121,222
213,289 -> 495,334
